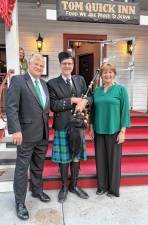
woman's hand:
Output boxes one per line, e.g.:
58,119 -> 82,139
116,131 -> 125,144
89,124 -> 94,140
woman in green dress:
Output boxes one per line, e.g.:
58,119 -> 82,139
90,63 -> 130,197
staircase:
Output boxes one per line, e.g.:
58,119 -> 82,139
1,111 -> 148,192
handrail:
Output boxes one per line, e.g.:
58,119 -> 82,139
0,69 -> 15,121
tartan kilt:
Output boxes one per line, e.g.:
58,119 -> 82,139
52,129 -> 87,163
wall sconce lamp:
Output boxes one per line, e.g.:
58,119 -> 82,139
36,33 -> 43,52
73,41 -> 82,48
36,0 -> 41,8
127,40 -> 133,55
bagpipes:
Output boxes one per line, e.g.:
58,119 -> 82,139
67,68 -> 100,159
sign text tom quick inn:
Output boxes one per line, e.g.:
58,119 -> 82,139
57,0 -> 140,24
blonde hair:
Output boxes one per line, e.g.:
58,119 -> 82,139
100,63 -> 117,76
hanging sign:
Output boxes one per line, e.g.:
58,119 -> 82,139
57,0 -> 140,25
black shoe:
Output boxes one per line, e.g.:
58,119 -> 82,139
96,189 -> 106,195
32,192 -> 51,202
107,191 -> 120,198
69,186 -> 89,199
58,187 -> 68,203
16,203 -> 29,220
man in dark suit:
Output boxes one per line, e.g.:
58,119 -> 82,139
47,52 -> 91,203
6,54 -> 50,220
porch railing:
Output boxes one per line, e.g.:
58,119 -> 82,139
0,70 -> 14,142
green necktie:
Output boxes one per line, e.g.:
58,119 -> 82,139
35,80 -> 45,109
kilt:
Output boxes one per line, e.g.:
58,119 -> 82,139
52,129 -> 87,163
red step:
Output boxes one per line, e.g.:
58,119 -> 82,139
43,157 -> 148,177
47,142 -> 95,156
131,117 -> 148,126
49,127 -> 148,141
43,110 -> 148,189
48,129 -> 92,141
48,117 -> 53,127
123,141 -> 148,155
47,140 -> 148,157
42,157 -> 148,189
122,157 -> 148,173
126,127 -> 148,139
43,176 -> 148,190
130,111 -> 148,116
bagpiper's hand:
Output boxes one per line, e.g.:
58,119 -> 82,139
71,97 -> 82,105
75,99 -> 88,113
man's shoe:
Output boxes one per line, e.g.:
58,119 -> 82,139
16,203 -> 29,220
32,192 -> 51,202
107,191 -> 120,198
58,187 -> 68,203
96,189 -> 106,195
69,186 -> 89,199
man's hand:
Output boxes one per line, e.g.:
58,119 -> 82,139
75,99 -> 88,113
12,132 -> 22,145
71,97 -> 82,105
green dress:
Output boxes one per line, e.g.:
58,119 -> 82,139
93,83 -> 130,134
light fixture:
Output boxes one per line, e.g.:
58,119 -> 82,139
127,40 -> 133,55
73,41 -> 82,48
36,0 -> 41,8
36,33 -> 43,52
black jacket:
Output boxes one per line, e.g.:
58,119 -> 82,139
47,75 -> 90,130
6,73 -> 50,142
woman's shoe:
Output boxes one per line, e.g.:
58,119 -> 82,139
107,191 -> 120,198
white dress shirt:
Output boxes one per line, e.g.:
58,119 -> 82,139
28,72 -> 46,107
61,74 -> 73,86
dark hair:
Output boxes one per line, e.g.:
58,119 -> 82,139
58,51 -> 73,63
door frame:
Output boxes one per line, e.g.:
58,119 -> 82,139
100,36 -> 135,109
63,33 -> 107,63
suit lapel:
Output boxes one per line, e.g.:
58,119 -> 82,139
72,76 -> 80,97
25,73 -> 43,109
57,75 -> 71,97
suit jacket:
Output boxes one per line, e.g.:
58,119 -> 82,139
47,75 -> 90,130
6,73 -> 50,142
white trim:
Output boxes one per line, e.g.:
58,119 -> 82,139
0,181 -> 13,192
46,9 -> 57,20
140,15 -> 148,25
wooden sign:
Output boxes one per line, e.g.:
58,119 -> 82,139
57,0 -> 140,25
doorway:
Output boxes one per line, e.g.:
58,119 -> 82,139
63,34 -> 135,108
63,34 -> 107,86
79,53 -> 94,87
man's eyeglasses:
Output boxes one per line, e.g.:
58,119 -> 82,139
61,62 -> 73,66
